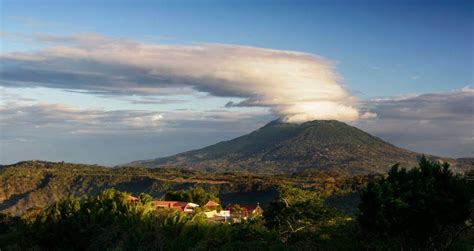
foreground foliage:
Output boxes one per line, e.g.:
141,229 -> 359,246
0,158 -> 472,250
1,188 -> 355,250
265,186 -> 348,241
359,156 -> 473,249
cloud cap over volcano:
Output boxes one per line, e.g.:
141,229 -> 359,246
1,33 -> 359,123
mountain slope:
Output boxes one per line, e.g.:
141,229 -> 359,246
129,120 -> 454,174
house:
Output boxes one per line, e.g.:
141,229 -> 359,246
240,203 -> 263,216
200,200 -> 229,220
218,210 -> 231,219
204,210 -> 218,218
126,194 -> 258,222
203,210 -> 231,221
204,200 -> 220,208
225,203 -> 263,220
153,201 -> 200,212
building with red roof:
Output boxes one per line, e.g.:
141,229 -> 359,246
153,200 -> 199,212
204,200 -> 220,208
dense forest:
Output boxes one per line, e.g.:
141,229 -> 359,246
0,157 -> 473,250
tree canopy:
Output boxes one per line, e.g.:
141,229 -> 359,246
164,187 -> 220,206
1,158 -> 472,250
358,156 -> 473,249
264,185 -> 350,244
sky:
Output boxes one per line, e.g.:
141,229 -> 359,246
0,0 -> 473,165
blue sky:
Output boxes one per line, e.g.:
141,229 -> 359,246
0,0 -> 473,164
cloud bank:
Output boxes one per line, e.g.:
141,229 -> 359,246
0,99 -> 273,165
0,33 -> 358,123
354,87 -> 474,157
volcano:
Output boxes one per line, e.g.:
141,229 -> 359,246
128,120 -> 463,174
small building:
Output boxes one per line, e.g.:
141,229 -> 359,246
204,210 -> 218,218
203,210 -> 231,221
240,203 -> 263,216
218,210 -> 231,218
153,201 -> 200,212
226,203 -> 263,220
204,200 -> 220,208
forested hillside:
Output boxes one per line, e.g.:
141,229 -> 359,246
0,160 -> 374,215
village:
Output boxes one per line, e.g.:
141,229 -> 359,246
127,195 -> 263,222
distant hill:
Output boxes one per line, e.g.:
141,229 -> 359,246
129,120 -> 469,174
0,160 -> 373,215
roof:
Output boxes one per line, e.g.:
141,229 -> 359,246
204,200 -> 220,207
187,202 -> 200,208
239,204 -> 260,212
153,200 -> 181,209
153,201 -> 199,210
127,195 -> 139,202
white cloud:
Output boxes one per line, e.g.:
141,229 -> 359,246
1,33 -> 359,123
360,112 -> 377,119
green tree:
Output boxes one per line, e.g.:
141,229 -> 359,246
138,192 -> 154,205
358,156 -> 473,249
164,187 -> 220,206
264,185 -> 346,243
11,189 -> 160,250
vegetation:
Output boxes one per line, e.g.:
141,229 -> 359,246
264,185 -> 355,247
0,160 -> 373,215
164,187 -> 220,205
359,157 -> 473,249
0,158 -> 472,250
0,189 -> 304,250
